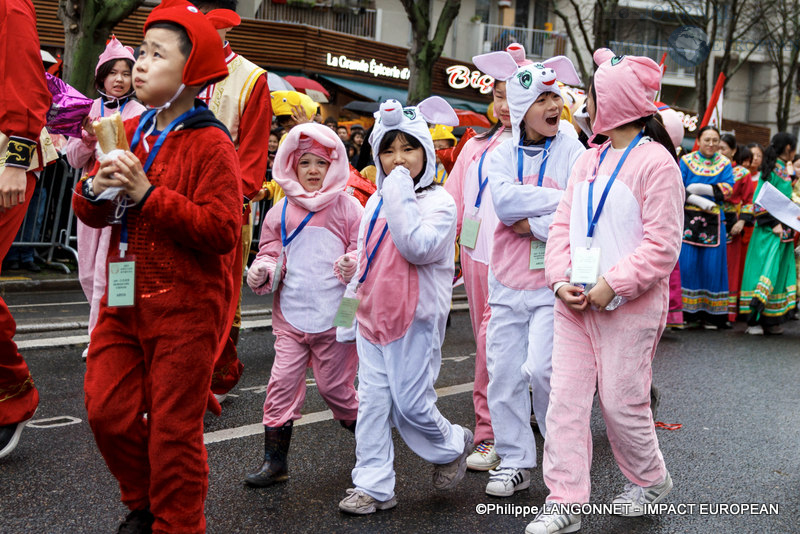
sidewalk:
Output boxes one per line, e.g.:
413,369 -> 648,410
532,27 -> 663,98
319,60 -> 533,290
0,270 -> 81,294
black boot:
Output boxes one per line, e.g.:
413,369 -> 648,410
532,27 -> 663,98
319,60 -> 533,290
340,419 -> 356,433
244,422 -> 292,487
117,508 -> 154,534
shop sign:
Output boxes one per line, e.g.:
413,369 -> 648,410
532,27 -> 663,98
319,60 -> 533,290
445,65 -> 494,94
325,52 -> 410,80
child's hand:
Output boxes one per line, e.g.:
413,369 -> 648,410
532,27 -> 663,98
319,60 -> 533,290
92,158 -> 125,196
112,151 -> 152,204
586,277 -> 616,309
773,223 -> 784,235
556,284 -> 588,311
730,219 -> 745,236
247,262 -> 270,289
338,255 -> 357,282
511,219 -> 532,236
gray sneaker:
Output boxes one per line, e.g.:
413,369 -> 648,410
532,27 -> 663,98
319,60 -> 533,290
612,471 -> 673,516
432,427 -> 473,490
338,488 -> 397,515
525,503 -> 581,534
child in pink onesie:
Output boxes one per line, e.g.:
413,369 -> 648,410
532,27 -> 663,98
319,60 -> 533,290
245,122 -> 362,487
444,43 -> 524,472
65,37 -> 145,359
527,49 -> 684,534
335,97 -> 473,515
470,50 -> 585,498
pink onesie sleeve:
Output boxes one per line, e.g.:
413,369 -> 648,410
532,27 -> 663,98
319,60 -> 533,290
249,199 -> 284,295
544,161 -> 582,289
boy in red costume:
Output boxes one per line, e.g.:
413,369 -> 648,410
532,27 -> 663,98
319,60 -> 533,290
72,1 -> 241,532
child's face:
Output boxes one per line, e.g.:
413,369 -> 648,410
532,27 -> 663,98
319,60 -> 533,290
268,134 -> 279,152
524,92 -> 562,141
134,28 -> 188,107
379,135 -> 424,179
719,140 -> 735,159
103,59 -> 132,98
750,146 -> 763,169
492,81 -> 511,128
433,139 -> 453,151
296,152 -> 329,192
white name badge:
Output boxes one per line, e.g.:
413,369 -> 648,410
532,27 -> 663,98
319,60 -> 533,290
571,247 -> 601,285
460,215 -> 481,249
108,258 -> 135,307
529,240 -> 546,270
333,296 -> 360,328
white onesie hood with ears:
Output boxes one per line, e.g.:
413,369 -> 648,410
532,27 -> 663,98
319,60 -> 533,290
368,96 -> 459,191
473,50 -> 581,143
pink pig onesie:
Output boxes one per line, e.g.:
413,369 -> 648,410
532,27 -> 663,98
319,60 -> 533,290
65,37 -> 145,340
540,49 -> 683,516
338,97 -> 472,505
249,123 -> 361,430
471,50 -> 585,487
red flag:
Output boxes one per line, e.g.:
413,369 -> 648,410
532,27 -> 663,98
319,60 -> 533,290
692,72 -> 726,151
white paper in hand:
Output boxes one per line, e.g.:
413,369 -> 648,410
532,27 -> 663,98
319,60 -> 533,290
754,182 -> 800,233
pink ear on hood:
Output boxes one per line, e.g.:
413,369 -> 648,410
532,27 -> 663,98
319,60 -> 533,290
593,48 -> 615,66
472,51 -> 519,81
542,56 -> 581,86
418,96 -> 459,127
628,55 -> 663,94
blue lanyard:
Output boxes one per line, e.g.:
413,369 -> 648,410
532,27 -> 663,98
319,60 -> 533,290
517,136 -> 552,186
358,198 -> 388,284
100,98 -> 128,118
474,148 -> 490,209
280,201 -> 315,247
131,107 -> 203,173
586,131 -> 644,243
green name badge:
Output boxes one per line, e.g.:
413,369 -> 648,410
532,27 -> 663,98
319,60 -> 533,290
333,296 -> 360,328
529,240 -> 546,270
108,260 -> 135,307
460,215 -> 481,249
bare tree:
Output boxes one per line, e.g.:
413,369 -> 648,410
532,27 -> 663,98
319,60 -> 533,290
400,0 -> 461,105
58,0 -> 145,96
552,0 -> 619,82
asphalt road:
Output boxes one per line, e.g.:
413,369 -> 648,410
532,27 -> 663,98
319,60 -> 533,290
0,307 -> 798,533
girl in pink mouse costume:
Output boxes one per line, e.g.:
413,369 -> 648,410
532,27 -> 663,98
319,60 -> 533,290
470,50 -> 585,498
527,49 -> 684,534
66,37 -> 145,358
335,97 -> 473,515
245,122 -> 362,487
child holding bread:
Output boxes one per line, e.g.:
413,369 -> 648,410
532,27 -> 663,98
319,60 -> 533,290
71,1 -> 242,531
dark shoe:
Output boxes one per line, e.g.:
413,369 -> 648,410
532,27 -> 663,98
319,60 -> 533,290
650,385 -> 661,420
117,508 -> 154,534
764,324 -> 784,335
21,261 -> 40,273
6,260 -> 20,271
244,422 -> 292,487
340,419 -> 356,433
0,414 -> 34,459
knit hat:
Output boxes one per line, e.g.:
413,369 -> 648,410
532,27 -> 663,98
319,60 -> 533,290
273,122 -> 349,212
430,124 -> 457,143
143,0 -> 227,87
591,49 -> 661,136
206,8 -> 241,30
369,96 -> 458,191
473,47 -> 581,143
95,36 -> 135,76
270,91 -> 317,120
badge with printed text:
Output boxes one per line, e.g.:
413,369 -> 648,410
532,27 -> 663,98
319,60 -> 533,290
108,257 -> 136,307
571,247 -> 601,285
460,215 -> 481,249
333,296 -> 360,328
529,240 -> 546,270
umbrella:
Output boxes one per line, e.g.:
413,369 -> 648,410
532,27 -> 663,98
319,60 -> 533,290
268,72 -> 294,92
454,109 -> 491,128
283,75 -> 331,103
343,100 -> 381,115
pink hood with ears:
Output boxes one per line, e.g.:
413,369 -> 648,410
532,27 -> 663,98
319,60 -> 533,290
273,123 -> 350,212
591,48 -> 661,136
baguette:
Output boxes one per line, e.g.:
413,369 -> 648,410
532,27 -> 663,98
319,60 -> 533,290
92,112 -> 129,154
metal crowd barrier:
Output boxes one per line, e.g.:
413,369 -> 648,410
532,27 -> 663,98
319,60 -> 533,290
7,155 -> 80,273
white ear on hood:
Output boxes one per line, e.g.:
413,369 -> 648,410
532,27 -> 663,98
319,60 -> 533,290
418,96 -> 459,127
542,56 -> 581,86
472,51 -> 519,81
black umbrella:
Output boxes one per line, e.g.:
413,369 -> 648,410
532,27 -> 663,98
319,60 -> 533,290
343,101 -> 381,115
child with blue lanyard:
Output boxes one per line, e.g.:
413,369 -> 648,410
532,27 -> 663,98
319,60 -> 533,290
334,97 -> 473,515
72,1 -> 242,531
244,122 -> 362,488
471,50 -> 585,498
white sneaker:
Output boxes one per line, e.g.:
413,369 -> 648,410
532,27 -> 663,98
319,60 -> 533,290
214,393 -> 228,404
485,466 -> 530,497
432,428 -> 473,490
338,488 -> 397,515
81,346 -> 89,361
525,502 -> 581,534
612,471 -> 673,517
467,440 -> 500,471
746,325 -> 764,335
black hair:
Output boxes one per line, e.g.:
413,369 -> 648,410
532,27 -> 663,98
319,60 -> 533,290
720,132 -> 736,150
732,144 -> 752,167
94,57 -> 135,92
355,125 -> 374,171
189,0 -> 238,11
377,129 -> 428,186
476,120 -> 502,140
324,117 -> 338,126
761,132 -> 797,176
696,125 -> 720,140
147,22 -> 192,59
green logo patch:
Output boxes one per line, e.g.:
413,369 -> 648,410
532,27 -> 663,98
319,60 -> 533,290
517,70 -> 533,90
403,108 -> 416,120
611,55 -> 625,66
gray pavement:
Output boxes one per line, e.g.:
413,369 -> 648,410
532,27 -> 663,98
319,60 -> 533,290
0,305 -> 798,533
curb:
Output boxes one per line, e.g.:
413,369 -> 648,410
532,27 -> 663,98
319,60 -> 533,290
0,277 -> 82,294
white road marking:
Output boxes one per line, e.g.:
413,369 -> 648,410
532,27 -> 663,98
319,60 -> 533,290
204,381 -> 475,445
28,415 -> 83,428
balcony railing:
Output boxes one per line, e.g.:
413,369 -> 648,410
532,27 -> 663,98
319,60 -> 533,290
609,41 -> 695,78
256,2 -> 376,39
482,24 -> 568,60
